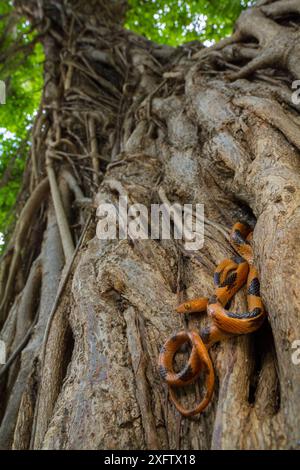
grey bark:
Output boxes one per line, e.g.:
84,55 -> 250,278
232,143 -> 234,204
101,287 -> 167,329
0,0 -> 300,449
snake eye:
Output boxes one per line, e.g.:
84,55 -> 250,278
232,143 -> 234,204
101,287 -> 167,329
184,303 -> 191,310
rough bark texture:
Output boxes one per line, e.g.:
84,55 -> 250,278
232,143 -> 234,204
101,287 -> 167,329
1,0 -> 300,450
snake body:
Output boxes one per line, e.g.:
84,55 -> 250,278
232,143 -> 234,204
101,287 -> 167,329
158,222 -> 266,417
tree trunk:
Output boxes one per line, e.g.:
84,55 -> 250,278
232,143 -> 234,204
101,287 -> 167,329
1,0 -> 300,450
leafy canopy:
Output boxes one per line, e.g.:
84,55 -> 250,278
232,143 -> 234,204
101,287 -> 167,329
125,0 -> 253,46
0,0 -> 43,248
0,0 -> 250,252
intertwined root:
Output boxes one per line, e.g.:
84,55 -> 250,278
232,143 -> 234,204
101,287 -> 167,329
195,0 -> 300,80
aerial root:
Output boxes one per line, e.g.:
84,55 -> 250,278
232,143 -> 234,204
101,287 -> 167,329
233,96 -> 300,150
0,257 -> 42,378
261,0 -> 300,17
46,155 -> 75,263
229,6 -> 300,80
194,2 -> 300,80
0,178 -> 49,322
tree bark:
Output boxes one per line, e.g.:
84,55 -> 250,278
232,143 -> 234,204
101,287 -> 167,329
1,0 -> 300,449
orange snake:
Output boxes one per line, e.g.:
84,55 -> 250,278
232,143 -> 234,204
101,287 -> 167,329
158,222 -> 266,417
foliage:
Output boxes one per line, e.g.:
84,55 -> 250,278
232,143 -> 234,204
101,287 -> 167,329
0,1 -> 44,251
125,0 -> 253,46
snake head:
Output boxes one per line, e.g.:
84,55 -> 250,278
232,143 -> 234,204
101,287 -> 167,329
176,298 -> 208,314
176,302 -> 191,314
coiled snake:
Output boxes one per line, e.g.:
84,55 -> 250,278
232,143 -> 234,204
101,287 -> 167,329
158,222 -> 266,417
